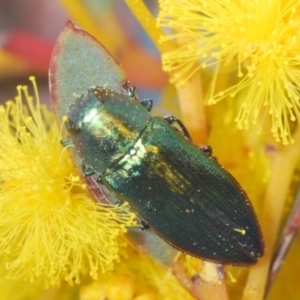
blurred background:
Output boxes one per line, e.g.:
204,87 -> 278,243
0,0 -> 166,106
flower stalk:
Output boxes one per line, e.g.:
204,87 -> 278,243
125,0 -> 207,145
243,127 -> 300,300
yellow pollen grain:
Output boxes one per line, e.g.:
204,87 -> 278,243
234,228 -> 246,235
227,271 -> 237,283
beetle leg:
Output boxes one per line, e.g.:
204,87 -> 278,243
200,145 -> 213,157
141,220 -> 150,231
140,99 -> 153,112
96,175 -> 103,184
127,86 -> 136,97
60,140 -> 73,147
82,163 -> 95,176
115,200 -> 122,207
121,80 -> 136,97
164,115 -> 192,141
199,146 -> 218,161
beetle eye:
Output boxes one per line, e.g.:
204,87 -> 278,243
65,118 -> 80,136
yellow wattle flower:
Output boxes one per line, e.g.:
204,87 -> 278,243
157,0 -> 300,144
80,243 -> 195,300
0,77 -> 136,287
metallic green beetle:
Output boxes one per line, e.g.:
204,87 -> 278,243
64,85 -> 264,265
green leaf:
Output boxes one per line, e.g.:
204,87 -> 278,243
49,20 -> 126,123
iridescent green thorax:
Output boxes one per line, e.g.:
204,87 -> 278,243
66,87 -> 151,174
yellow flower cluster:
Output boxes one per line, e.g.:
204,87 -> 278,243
80,244 -> 194,300
0,77 -> 136,287
157,0 -> 300,144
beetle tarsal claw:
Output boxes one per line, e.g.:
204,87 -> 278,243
96,176 -> 103,184
164,115 -> 192,141
82,163 -> 95,176
121,80 -> 136,97
60,140 -> 73,147
140,99 -> 153,112
141,220 -> 150,231
200,145 -> 213,157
